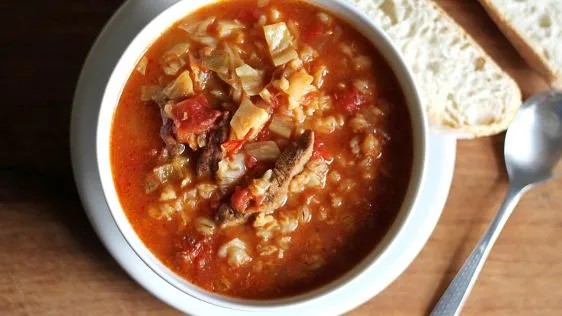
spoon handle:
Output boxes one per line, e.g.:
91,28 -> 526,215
430,185 -> 524,316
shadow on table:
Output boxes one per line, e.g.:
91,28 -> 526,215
0,0 -> 131,281
425,134 -> 509,313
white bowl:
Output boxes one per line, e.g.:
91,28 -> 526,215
95,0 -> 427,312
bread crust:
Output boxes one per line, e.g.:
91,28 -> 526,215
479,0 -> 562,89
428,0 -> 521,138
348,0 -> 522,138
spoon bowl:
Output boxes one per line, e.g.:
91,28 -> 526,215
505,92 -> 562,187
431,91 -> 562,316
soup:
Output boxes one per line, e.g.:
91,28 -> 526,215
111,0 -> 413,299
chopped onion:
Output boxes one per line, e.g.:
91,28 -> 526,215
163,70 -> 194,100
268,115 -> 294,138
244,141 -> 281,161
235,64 -> 265,96
263,22 -> 298,66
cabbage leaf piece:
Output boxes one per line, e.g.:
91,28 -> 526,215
263,22 -> 298,66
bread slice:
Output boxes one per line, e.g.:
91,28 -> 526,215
479,0 -> 562,90
347,0 -> 522,138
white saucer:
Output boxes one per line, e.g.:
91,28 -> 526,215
70,0 -> 456,314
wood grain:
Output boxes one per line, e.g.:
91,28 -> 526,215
0,0 -> 560,315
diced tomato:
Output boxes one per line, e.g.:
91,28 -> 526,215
222,128 -> 254,157
302,20 -> 325,43
245,155 -> 258,169
312,141 -> 331,160
172,95 -> 221,137
175,237 -> 202,271
176,236 -> 212,272
231,187 -> 253,213
334,87 -> 367,114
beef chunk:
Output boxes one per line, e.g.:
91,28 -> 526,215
196,112 -> 230,178
216,130 -> 315,228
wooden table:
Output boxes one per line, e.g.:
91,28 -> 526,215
1,0 -> 560,315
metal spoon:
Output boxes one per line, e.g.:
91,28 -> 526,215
431,91 -> 562,316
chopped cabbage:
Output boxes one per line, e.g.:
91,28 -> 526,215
140,85 -> 163,102
202,50 -> 229,72
179,17 -> 218,47
162,43 -> 190,76
230,98 -> 270,140
244,141 -> 281,161
162,58 -> 186,76
164,43 -> 190,59
313,65 -> 328,88
268,115 -> 294,138
201,50 -> 230,83
231,82 -> 243,103
224,42 -> 244,70
263,22 -> 298,66
163,70 -> 194,100
235,64 -> 265,96
299,45 -> 318,64
286,69 -> 315,109
259,88 -> 274,105
136,56 -> 148,75
179,17 -> 216,34
217,20 -> 245,38
188,55 -> 210,91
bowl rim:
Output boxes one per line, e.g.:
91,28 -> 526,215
95,0 -> 429,312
